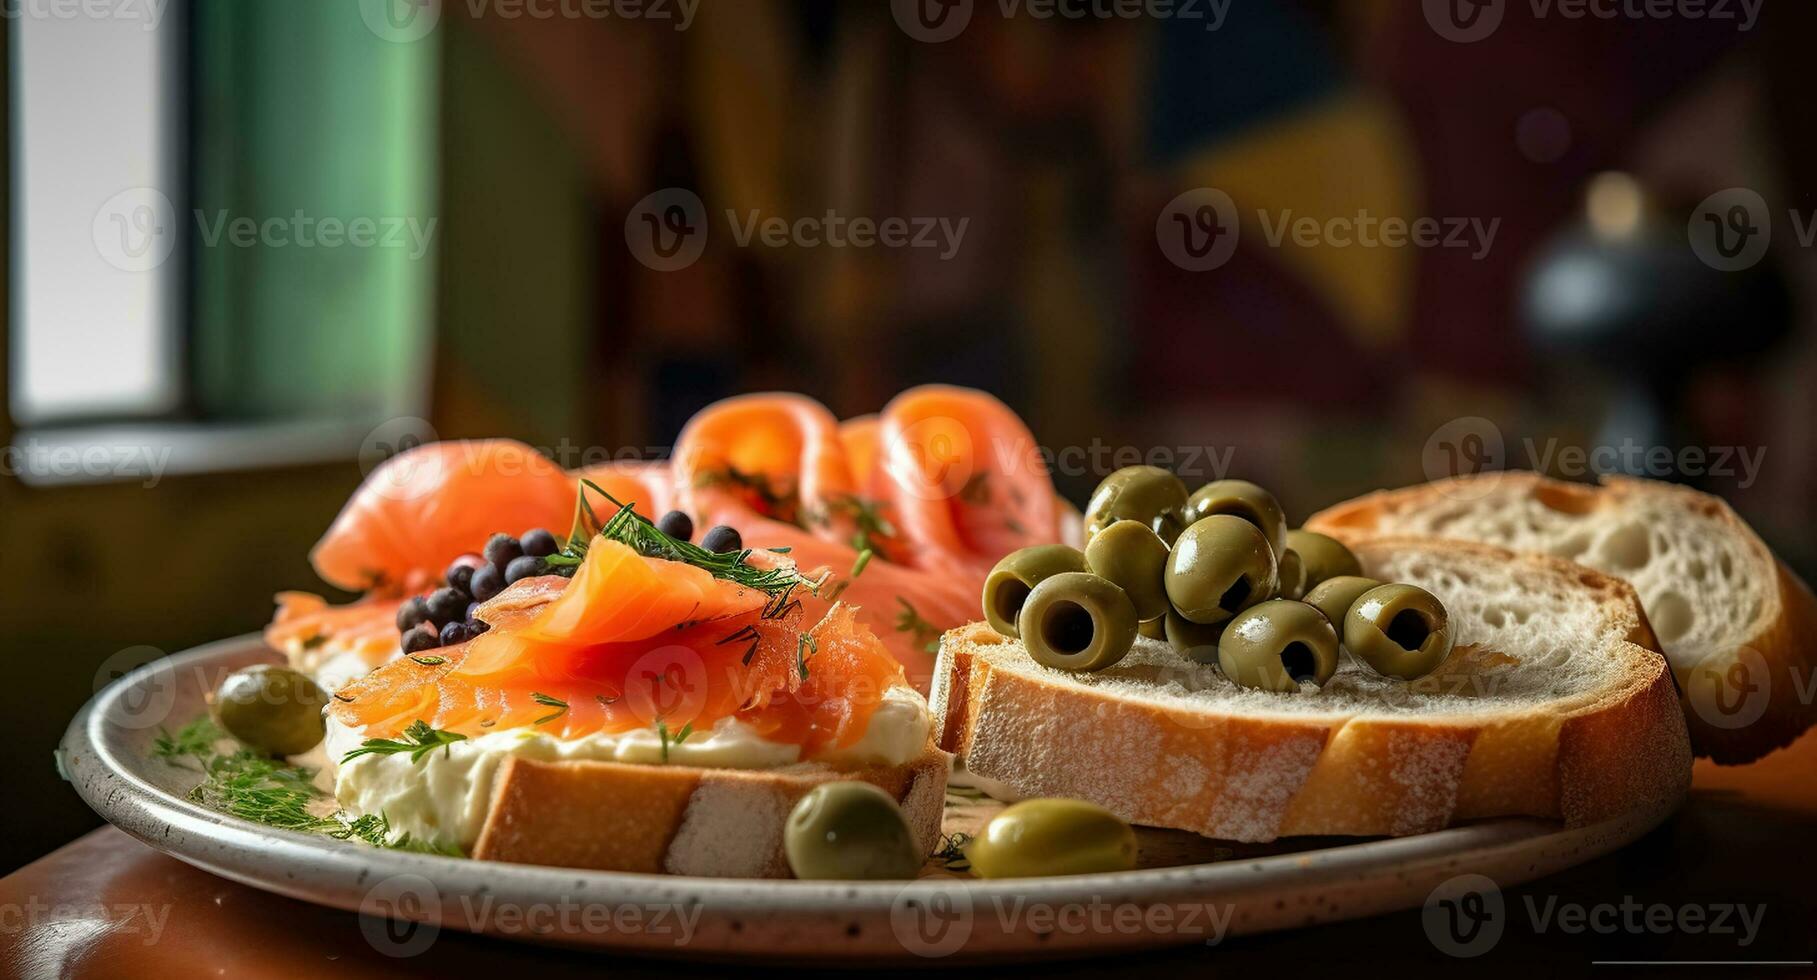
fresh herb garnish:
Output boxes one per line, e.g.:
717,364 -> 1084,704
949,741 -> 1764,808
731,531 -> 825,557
554,479 -> 823,597
894,597 -> 943,654
408,655 -> 446,666
656,719 -> 695,763
718,623 -> 763,665
809,494 -> 897,557
693,467 -> 798,523
341,720 -> 468,765
150,717 -> 464,856
531,692 -> 568,725
849,548 -> 874,579
934,831 -> 973,870
796,633 -> 817,680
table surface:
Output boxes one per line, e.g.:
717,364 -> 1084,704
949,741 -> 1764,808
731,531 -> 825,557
7,732 -> 1817,979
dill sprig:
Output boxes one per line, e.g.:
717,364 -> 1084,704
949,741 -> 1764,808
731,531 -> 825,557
796,633 -> 817,681
894,597 -> 944,654
149,716 -> 465,857
656,719 -> 695,763
552,479 -> 824,598
531,692 -> 568,725
808,494 -> 898,557
341,720 -> 468,765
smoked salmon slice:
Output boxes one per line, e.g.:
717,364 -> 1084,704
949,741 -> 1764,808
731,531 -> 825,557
331,540 -> 904,761
279,386 -> 1070,696
310,439 -> 574,594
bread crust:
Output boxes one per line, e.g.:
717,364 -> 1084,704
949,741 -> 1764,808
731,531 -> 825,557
1305,472 -> 1817,763
933,539 -> 1692,843
470,748 -> 951,876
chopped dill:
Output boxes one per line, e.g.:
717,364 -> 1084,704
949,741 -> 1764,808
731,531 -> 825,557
849,548 -> 874,579
149,716 -> 464,857
656,719 -> 695,763
894,597 -> 944,654
408,655 -> 446,666
796,633 -> 817,680
531,692 -> 569,725
554,479 -> 823,598
934,831 -> 973,871
342,720 -> 468,765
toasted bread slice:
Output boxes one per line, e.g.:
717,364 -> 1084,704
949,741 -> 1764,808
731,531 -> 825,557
469,748 -> 951,876
932,538 -> 1689,842
1306,473 -> 1817,763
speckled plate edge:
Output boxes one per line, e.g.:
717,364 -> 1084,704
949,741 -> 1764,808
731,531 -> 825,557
59,635 -> 1678,963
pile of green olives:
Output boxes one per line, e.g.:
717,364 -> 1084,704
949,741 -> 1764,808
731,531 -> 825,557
212,665 -> 330,756
784,781 -> 924,880
985,468 -> 1456,690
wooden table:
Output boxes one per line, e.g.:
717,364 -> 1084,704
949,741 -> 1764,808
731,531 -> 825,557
7,734 -> 1816,978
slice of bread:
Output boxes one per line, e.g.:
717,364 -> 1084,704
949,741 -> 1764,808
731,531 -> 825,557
1306,473 -> 1817,763
469,748 -> 951,877
932,538 -> 1689,843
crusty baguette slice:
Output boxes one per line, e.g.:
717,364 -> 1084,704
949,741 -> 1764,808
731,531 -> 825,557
1306,473 -> 1817,764
470,748 -> 951,876
932,538 -> 1689,843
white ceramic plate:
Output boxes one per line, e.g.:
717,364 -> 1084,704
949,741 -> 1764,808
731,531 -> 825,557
60,635 -> 1674,962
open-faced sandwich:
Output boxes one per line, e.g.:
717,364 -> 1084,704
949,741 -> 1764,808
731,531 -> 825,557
934,469 -> 1697,845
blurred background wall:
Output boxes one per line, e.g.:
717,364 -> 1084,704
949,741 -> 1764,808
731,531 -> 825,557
4,0 -> 1815,871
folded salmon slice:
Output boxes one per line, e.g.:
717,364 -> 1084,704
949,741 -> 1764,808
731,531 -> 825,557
282,386 -> 1071,694
331,542 -> 905,760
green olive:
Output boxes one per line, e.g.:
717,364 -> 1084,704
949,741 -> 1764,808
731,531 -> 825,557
212,665 -> 329,756
1083,519 -> 1170,621
1083,466 -> 1190,545
1277,548 -> 1306,600
1185,480 -> 1287,557
966,798 -> 1138,879
1285,529 -> 1362,592
1302,575 -> 1382,629
982,544 -> 1089,637
784,781 -> 922,880
1163,515 -> 1278,625
1344,584 -> 1454,680
1018,572 -> 1138,672
1137,616 -> 1166,640
1163,608 -> 1224,665
1217,600 -> 1340,692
